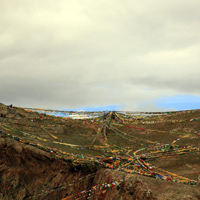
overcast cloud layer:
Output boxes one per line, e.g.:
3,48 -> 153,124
0,0 -> 200,111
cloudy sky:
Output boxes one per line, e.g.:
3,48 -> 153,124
0,0 -> 200,111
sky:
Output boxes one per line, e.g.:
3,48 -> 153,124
0,0 -> 200,111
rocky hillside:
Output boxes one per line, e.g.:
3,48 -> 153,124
0,103 -> 199,199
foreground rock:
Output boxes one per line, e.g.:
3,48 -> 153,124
0,138 -> 199,200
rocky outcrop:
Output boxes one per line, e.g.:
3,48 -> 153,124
0,138 -> 200,200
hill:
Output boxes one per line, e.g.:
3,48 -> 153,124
0,103 -> 199,199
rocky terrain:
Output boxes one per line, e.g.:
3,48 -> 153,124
0,103 -> 199,199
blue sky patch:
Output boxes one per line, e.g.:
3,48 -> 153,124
155,94 -> 200,111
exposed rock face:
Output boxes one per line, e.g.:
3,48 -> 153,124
0,138 -> 84,200
0,138 -> 200,200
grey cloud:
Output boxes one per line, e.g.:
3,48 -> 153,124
127,76 -> 200,94
0,0 -> 200,110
